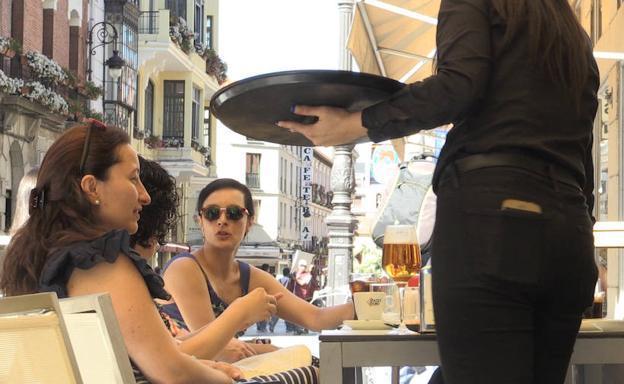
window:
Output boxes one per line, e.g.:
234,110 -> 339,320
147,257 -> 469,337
68,11 -> 80,73
253,199 -> 261,220
166,0 -> 186,20
192,87 -> 201,141
246,153 -> 261,189
591,0 -> 602,43
205,15 -> 213,50
42,7 -> 54,58
145,80 -> 154,135
194,0 -> 204,46
163,80 -> 185,139
4,189 -> 11,230
289,162 -> 294,196
280,158 -> 286,193
203,107 -> 211,147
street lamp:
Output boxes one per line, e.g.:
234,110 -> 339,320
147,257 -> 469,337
105,50 -> 124,80
86,21 -> 125,82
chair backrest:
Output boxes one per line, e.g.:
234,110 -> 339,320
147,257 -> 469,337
60,293 -> 137,384
0,292 -> 83,384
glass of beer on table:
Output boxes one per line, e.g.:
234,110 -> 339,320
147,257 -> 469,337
382,224 -> 421,334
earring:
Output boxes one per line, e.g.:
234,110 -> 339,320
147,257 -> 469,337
94,199 -> 100,206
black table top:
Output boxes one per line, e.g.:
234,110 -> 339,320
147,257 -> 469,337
210,70 -> 404,146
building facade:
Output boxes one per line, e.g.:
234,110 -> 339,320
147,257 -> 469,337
0,0 -> 90,234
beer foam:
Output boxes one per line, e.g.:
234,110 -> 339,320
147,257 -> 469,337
384,225 -> 418,244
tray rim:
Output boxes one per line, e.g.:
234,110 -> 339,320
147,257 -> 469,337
209,69 -> 404,115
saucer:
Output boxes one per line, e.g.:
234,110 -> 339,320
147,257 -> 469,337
343,320 -> 392,330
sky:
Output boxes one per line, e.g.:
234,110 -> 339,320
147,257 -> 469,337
219,0 -> 341,81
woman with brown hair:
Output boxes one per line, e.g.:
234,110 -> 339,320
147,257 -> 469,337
279,1 -> 600,383
0,121 -> 243,383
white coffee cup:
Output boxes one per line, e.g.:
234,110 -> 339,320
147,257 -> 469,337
353,292 -> 386,321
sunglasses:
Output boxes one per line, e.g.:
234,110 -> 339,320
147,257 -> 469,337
200,205 -> 249,221
79,119 -> 107,175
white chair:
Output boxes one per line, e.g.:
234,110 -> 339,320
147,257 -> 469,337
60,293 -> 136,384
0,292 -> 83,383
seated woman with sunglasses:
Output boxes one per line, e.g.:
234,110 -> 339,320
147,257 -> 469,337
160,178 -> 354,363
0,121 -> 238,384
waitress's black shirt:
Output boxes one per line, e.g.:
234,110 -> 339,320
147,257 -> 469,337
362,0 -> 599,213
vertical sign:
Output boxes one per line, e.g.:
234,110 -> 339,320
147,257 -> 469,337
301,147 -> 313,241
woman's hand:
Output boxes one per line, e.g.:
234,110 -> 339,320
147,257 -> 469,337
233,287 -> 283,329
199,359 -> 244,380
277,106 -> 368,146
216,339 -> 257,363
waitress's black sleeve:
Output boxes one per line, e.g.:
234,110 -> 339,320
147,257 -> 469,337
363,0 -> 491,140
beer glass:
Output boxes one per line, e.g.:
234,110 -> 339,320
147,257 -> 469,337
382,225 -> 421,282
382,225 -> 421,334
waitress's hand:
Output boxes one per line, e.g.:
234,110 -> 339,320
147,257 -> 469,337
277,106 -> 368,146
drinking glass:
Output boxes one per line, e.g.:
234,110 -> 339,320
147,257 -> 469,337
371,283 -> 400,327
382,225 -> 421,282
382,225 -> 421,333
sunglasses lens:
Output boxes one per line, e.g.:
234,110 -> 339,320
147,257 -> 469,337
204,206 -> 221,221
226,206 -> 244,220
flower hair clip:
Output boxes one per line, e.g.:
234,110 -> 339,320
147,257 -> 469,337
29,187 -> 47,214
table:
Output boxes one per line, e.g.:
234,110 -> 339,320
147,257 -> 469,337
319,328 -> 624,384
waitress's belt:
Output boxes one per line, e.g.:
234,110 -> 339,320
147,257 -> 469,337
453,153 -> 581,190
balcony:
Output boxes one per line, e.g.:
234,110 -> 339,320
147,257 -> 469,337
138,9 -> 219,98
139,11 -> 159,34
246,173 -> 261,189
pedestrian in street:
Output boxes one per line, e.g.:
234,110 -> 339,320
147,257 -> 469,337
255,263 -> 271,333
272,267 -> 293,333
286,260 -> 319,334
278,1 -> 599,382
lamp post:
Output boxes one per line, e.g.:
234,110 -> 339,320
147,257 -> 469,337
86,21 -> 125,82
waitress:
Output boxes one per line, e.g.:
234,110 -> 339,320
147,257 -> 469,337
278,0 -> 599,383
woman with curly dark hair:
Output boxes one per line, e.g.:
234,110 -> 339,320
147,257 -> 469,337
130,156 -> 180,257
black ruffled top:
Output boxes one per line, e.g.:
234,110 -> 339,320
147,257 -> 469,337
39,229 -> 170,301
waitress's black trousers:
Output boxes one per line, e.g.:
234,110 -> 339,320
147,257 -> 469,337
432,165 -> 597,384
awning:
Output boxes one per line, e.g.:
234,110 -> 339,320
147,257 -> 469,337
348,0 -> 440,84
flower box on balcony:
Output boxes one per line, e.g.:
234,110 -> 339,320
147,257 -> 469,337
0,37 -> 21,58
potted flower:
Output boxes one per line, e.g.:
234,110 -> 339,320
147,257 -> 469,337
144,134 -> 163,149
0,37 -> 21,58
169,17 -> 196,54
133,127 -> 146,140
25,51 -> 68,86
203,48 -> 228,84
83,80 -> 103,100
0,69 -> 24,94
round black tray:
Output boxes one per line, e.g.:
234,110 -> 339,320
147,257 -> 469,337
210,70 -> 404,146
